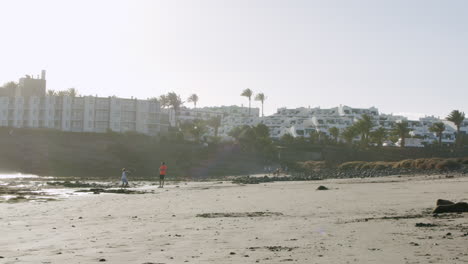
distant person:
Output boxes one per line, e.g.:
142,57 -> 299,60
159,162 -> 168,188
121,168 -> 129,188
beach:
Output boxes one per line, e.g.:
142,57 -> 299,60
1,174 -> 467,264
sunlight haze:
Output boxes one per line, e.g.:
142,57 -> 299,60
1,0 -> 467,117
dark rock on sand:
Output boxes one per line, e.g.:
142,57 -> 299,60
316,186 -> 328,190
99,258 -> 106,262
197,212 -> 283,218
433,202 -> 468,214
436,199 -> 455,206
415,223 -> 437,227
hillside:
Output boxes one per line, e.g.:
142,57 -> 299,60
0,128 -> 266,179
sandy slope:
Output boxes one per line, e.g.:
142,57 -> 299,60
1,175 -> 468,264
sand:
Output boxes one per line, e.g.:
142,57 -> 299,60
1,175 -> 468,264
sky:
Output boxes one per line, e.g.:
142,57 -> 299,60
0,0 -> 467,119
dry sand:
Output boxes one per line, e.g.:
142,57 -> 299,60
1,175 -> 468,264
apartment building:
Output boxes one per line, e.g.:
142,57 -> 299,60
0,95 -> 167,136
215,105 -> 467,146
0,71 -> 168,136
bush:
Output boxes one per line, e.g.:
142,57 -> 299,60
371,161 -> 394,170
393,159 -> 413,169
338,161 -> 367,170
297,161 -> 327,171
435,159 -> 462,171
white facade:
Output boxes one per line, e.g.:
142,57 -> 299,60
0,95 -> 168,136
215,105 -> 467,146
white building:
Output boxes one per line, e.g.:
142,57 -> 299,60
0,95 -> 168,136
215,105 -> 466,146
0,71 -> 168,136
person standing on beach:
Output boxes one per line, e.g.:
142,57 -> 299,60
159,162 -> 168,188
121,168 -> 129,188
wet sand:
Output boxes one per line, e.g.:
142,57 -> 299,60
1,175 -> 468,263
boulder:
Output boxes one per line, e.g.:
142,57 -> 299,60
433,202 -> 468,214
436,199 -> 455,206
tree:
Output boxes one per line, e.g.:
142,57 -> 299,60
393,122 -> 411,148
354,114 -> 374,145
447,110 -> 466,146
207,116 -> 222,137
56,88 -> 78,97
67,88 -> 78,97
254,93 -> 266,117
429,122 -> 446,146
328,127 -> 340,143
167,92 -> 183,112
342,126 -> 359,145
47,90 -> 57,96
253,123 -> 270,138
370,127 -> 387,147
228,125 -> 251,140
2,81 -> 17,90
187,94 -> 199,108
158,95 -> 170,108
241,88 -> 253,116
280,134 -> 295,146
180,119 -> 207,142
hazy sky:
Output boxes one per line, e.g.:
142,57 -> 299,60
1,0 -> 467,119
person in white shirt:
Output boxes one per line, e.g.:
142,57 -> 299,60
121,168 -> 129,188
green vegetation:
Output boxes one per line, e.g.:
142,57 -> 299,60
326,158 -> 467,171
240,88 -> 253,116
446,110 -> 465,147
429,122 -> 445,145
187,93 -> 199,108
393,122 -> 411,147
0,127 -> 266,180
254,93 -> 267,117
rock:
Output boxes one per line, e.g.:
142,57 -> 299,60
99,258 -> 106,262
433,202 -> 468,214
436,199 -> 455,206
317,185 -> 329,190
229,252 -> 236,255
415,223 -> 437,227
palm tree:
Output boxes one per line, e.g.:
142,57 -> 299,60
207,116 -> 222,137
167,92 -> 183,112
241,88 -> 253,116
393,122 -> 411,148
254,93 -> 266,117
158,95 -> 170,108
47,90 -> 56,96
342,126 -> 358,145
447,110 -> 465,146
370,127 -> 387,147
187,94 -> 199,108
328,127 -> 340,143
354,114 -> 374,145
429,122 -> 446,146
67,88 -> 78,97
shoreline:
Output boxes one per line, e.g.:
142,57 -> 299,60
1,174 -> 468,263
